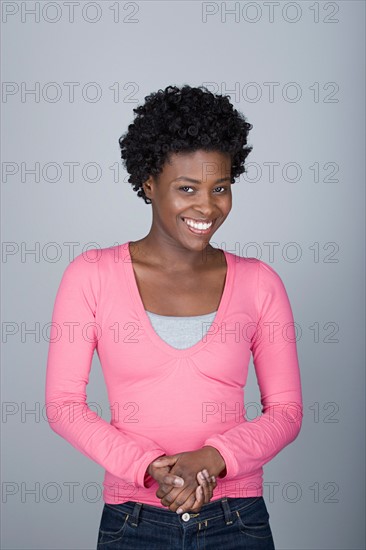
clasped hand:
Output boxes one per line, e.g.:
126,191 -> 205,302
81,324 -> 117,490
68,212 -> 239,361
147,449 -> 220,515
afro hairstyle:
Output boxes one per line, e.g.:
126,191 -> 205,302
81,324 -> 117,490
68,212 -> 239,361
119,84 -> 253,204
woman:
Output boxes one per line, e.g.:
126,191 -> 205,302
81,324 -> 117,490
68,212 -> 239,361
45,85 -> 303,549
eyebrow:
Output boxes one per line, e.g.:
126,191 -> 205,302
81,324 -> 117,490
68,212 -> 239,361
172,176 -> 231,184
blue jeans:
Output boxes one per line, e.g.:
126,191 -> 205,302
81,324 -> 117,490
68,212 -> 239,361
96,496 -> 276,549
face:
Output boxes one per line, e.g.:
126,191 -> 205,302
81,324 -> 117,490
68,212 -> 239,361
142,149 -> 232,251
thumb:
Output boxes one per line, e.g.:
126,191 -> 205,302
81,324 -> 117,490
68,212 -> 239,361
151,454 -> 178,468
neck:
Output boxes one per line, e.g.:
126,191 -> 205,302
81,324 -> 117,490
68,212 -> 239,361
129,232 -> 220,271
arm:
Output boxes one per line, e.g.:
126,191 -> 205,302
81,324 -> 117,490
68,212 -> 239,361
45,251 -> 166,489
202,260 -> 303,480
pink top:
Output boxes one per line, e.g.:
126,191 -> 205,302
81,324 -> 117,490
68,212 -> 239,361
45,241 -> 303,506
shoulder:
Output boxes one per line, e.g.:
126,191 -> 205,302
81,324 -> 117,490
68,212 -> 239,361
68,243 -> 124,271
225,251 -> 287,292
225,251 -> 282,278
60,244 -> 123,288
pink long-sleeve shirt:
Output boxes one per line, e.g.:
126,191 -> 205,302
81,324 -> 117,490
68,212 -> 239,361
45,241 -> 303,506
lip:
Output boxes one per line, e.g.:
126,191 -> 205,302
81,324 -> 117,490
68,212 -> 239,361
181,217 -> 215,235
183,217 -> 214,223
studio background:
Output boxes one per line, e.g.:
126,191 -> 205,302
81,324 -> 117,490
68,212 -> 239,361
1,1 -> 365,549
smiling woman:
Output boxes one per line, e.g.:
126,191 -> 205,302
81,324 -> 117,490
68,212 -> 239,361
119,84 -> 252,206
45,84 -> 303,549
134,149 -> 233,258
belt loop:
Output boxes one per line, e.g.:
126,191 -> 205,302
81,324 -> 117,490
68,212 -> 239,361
220,498 -> 233,525
130,502 -> 143,527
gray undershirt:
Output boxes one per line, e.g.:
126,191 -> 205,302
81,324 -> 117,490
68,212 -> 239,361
145,310 -> 217,350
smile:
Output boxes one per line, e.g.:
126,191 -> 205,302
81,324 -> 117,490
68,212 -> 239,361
181,217 -> 214,234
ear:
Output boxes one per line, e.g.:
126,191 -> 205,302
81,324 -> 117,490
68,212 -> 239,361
142,175 -> 156,201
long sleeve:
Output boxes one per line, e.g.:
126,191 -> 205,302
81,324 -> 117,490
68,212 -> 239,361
203,260 -> 303,480
45,251 -> 166,489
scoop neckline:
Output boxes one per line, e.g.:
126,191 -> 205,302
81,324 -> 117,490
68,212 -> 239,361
145,310 -> 217,318
122,241 -> 234,357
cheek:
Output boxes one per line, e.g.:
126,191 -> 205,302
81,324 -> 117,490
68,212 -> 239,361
220,195 -> 232,213
170,195 -> 190,212
154,196 -> 187,224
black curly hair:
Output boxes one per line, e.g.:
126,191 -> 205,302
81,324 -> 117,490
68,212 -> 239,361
119,84 -> 253,204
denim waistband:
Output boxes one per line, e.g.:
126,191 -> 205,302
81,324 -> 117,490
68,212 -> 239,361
105,496 -> 263,530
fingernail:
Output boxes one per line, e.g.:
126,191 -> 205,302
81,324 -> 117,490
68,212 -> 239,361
176,508 -> 183,514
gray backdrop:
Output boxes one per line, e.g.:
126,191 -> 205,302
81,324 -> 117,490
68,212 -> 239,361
1,1 -> 365,549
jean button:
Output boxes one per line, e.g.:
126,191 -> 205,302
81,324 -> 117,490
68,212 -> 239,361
181,513 -> 190,522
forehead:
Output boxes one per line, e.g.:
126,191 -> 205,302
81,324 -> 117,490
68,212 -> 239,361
163,150 -> 232,179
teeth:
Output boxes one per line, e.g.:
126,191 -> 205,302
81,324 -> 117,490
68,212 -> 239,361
183,218 -> 213,230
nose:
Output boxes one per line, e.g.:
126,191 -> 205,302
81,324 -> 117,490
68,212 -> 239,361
193,191 -> 216,218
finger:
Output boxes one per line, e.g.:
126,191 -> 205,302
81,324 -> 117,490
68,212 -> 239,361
197,470 -> 211,487
150,455 -> 177,469
201,471 -> 217,492
183,487 -> 203,514
160,485 -> 186,507
161,485 -> 196,511
170,478 -> 209,514
174,491 -> 197,514
207,475 -> 217,502
154,471 -> 184,499
148,464 -> 170,485
197,471 -> 210,504
191,484 -> 212,514
189,485 -> 205,513
173,474 -> 206,514
160,473 -> 185,489
198,470 -> 216,504
156,482 -> 183,500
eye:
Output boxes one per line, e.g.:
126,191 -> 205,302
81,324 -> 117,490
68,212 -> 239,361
178,185 -> 228,194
